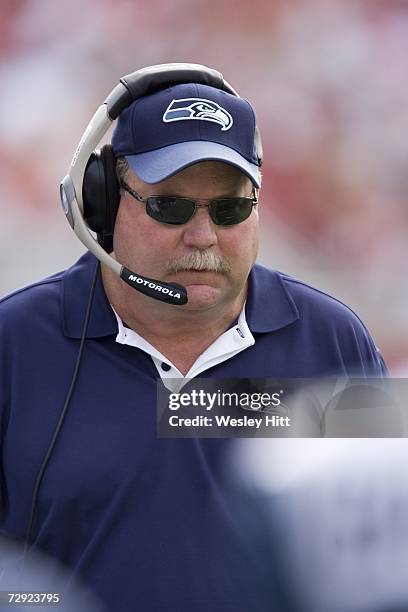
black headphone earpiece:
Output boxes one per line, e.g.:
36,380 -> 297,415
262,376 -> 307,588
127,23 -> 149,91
83,144 -> 120,240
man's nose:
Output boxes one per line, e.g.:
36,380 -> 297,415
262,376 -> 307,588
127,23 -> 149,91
182,207 -> 218,250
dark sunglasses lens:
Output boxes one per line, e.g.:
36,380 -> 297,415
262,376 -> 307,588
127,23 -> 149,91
210,198 -> 254,226
146,197 -> 195,225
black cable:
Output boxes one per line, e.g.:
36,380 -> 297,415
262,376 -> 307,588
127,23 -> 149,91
23,261 -> 101,557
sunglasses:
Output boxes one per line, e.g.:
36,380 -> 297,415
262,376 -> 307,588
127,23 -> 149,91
120,181 -> 258,226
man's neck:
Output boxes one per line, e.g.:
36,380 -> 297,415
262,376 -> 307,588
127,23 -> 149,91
101,265 -> 247,374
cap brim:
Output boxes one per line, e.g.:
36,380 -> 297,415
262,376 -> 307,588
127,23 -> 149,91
125,141 -> 260,187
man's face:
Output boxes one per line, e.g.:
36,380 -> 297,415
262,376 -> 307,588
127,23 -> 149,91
113,161 -> 259,311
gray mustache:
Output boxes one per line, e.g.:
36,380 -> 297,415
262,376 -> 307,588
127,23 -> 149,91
166,250 -> 231,274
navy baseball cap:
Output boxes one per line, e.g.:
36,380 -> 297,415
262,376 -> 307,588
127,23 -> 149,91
111,83 -> 261,187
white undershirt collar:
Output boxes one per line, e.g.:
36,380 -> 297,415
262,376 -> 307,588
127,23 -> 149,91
112,304 -> 255,392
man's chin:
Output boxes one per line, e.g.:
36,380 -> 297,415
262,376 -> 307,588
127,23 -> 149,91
182,284 -> 223,310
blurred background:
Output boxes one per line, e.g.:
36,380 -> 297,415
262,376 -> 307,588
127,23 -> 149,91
1,0 -> 407,374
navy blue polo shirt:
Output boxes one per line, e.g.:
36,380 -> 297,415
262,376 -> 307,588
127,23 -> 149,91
0,252 -> 387,611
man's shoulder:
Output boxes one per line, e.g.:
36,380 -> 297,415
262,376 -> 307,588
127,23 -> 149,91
252,262 -> 367,328
0,252 -> 96,327
282,272 -> 363,320
250,264 -> 388,376
0,272 -> 67,356
0,271 -> 64,324
0,252 -> 115,343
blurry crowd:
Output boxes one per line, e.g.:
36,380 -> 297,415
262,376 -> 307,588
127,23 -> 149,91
1,0 -> 407,373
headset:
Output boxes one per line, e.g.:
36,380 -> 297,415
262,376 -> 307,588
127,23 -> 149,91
60,62 -> 263,306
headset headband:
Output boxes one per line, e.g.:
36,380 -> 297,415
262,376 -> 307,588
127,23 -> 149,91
60,62 -> 263,306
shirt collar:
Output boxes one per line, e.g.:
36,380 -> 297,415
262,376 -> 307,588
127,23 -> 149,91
112,303 -> 255,392
62,252 -> 117,339
61,252 -> 299,339
245,262 -> 299,332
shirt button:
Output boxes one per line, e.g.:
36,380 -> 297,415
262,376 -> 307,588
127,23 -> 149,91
161,362 -> 171,371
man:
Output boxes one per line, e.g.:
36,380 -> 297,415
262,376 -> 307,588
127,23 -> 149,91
0,67 -> 387,612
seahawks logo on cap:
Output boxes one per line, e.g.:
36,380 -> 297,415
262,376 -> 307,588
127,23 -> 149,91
163,98 -> 233,131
